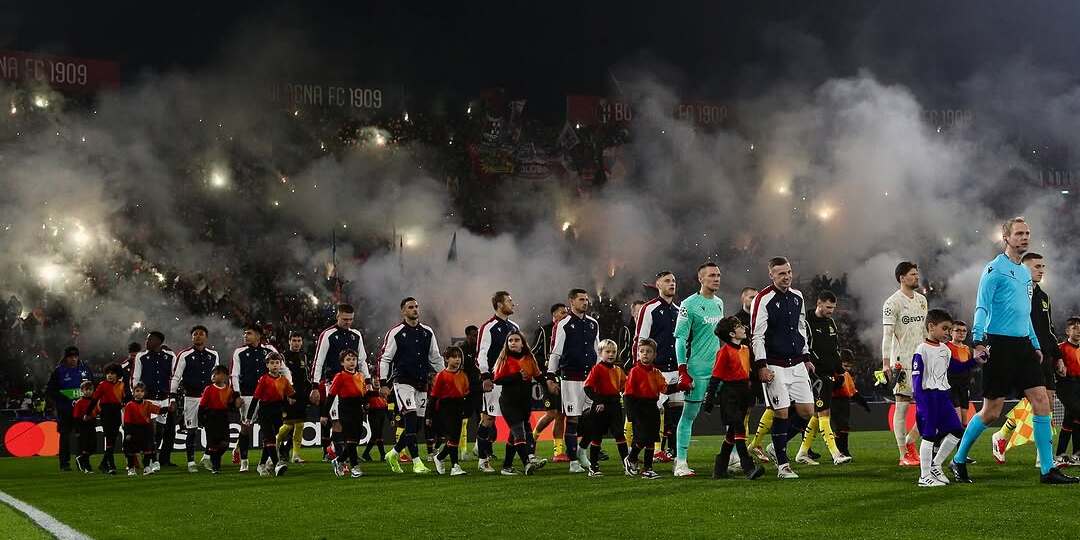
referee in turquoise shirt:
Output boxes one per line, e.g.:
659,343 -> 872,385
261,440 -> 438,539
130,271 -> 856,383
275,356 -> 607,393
951,217 -> 1077,484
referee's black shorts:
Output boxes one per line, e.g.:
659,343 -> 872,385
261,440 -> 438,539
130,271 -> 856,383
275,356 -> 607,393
982,334 -> 1045,399
1040,352 -> 1058,391
814,374 -> 834,412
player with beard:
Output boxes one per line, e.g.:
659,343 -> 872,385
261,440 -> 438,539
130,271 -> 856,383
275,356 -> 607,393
308,304 -> 368,462
796,292 -> 853,466
634,272 -> 681,463
381,297 -> 445,474
476,291 -> 520,472
882,261 -> 928,466
950,217 -> 1077,484
547,289 -> 602,473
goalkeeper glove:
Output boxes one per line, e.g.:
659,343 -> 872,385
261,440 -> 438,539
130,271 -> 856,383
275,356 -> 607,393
677,364 -> 693,391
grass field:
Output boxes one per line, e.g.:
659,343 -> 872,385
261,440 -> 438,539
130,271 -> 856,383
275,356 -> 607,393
1,431 -> 1077,539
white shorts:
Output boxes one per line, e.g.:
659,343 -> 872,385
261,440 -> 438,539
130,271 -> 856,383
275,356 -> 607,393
482,385 -> 502,417
149,399 -> 171,425
560,380 -> 592,417
394,384 -> 427,416
761,363 -> 814,410
657,370 -> 685,407
239,395 -> 254,420
328,396 -> 340,421
183,397 -> 201,429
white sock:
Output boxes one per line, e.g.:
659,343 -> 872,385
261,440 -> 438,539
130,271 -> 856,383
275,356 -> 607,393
934,434 -> 959,467
894,401 -> 909,455
920,440 -> 934,477
905,422 -> 921,446
676,458 -> 688,468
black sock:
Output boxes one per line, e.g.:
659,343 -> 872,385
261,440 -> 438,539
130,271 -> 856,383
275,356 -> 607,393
239,433 -> 250,459
476,425 -> 492,458
1072,422 -> 1080,454
643,447 -> 654,470
716,441 -> 734,477
450,445 -> 459,466
347,443 -> 358,466
735,439 -> 754,472
616,441 -> 628,460
268,445 -> 279,464
516,443 -> 530,466
589,443 -> 601,468
1058,429 -> 1072,456
186,433 -> 197,463
502,442 -> 515,469
210,453 -> 221,471
837,431 -> 850,456
771,417 -> 790,465
629,443 -> 642,461
332,431 -> 344,457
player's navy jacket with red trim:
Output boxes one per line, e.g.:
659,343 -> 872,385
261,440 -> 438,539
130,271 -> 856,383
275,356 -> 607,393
310,325 -> 368,385
634,297 -> 679,370
230,345 -> 281,396
476,315 -> 519,378
170,347 -> 220,397
379,322 -> 445,387
132,349 -> 177,400
751,285 -> 810,368
548,312 -> 601,380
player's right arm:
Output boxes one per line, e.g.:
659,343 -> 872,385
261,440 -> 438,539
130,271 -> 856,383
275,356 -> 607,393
169,350 -> 186,394
310,329 -> 332,385
674,301 -> 692,367
230,349 -> 241,393
881,297 -> 898,371
633,302 -> 655,364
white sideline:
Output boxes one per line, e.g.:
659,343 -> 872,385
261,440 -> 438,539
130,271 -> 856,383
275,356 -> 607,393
0,490 -> 92,540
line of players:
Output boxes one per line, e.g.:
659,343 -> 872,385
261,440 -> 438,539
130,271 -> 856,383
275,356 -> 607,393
50,223 -> 1080,483
53,265 -> 866,481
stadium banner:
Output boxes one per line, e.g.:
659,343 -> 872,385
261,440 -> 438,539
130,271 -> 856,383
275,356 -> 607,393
922,108 -> 975,129
0,50 -> 121,92
0,402 -> 994,457
566,95 -> 729,127
269,81 -> 405,113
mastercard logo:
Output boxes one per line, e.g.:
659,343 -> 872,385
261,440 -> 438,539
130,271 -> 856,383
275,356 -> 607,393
3,421 -> 60,457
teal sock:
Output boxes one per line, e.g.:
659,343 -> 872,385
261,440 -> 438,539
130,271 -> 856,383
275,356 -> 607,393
1034,414 -> 1054,475
676,401 -> 701,460
952,414 -> 987,464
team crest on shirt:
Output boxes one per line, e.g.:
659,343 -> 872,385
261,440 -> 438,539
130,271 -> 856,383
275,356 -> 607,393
771,395 -> 780,406
1042,300 -> 1049,310
816,399 -> 824,408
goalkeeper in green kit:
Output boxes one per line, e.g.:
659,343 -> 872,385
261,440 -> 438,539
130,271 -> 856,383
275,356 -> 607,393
673,262 -> 725,477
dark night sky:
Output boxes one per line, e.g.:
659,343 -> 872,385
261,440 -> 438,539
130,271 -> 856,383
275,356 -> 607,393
3,1 -> 1080,108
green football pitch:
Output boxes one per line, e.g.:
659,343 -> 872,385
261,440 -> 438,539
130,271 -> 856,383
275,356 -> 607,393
1,431 -> 1076,539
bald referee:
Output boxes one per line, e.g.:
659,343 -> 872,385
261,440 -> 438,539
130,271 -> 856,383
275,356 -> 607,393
950,217 -> 1077,484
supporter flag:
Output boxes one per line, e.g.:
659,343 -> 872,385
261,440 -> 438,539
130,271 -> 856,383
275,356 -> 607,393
447,231 -> 458,262
1005,398 -> 1035,451
558,122 -> 579,150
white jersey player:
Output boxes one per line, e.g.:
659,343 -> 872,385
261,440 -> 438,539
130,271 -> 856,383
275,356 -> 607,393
882,261 -> 928,466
